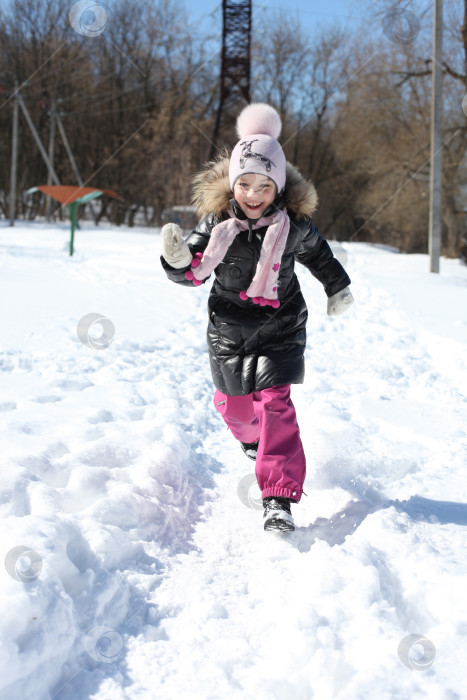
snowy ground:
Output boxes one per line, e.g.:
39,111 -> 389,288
1,220 -> 466,700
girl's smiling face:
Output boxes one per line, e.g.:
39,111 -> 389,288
233,173 -> 277,219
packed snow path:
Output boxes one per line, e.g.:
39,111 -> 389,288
1,223 -> 466,699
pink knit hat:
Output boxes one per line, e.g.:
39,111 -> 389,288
229,104 -> 287,193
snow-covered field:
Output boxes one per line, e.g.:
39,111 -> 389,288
1,220 -> 466,700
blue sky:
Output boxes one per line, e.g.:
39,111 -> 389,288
0,0 -> 384,34
183,0 -> 367,37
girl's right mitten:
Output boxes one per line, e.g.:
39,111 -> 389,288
161,223 -> 193,269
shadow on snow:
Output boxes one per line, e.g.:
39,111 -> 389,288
292,495 -> 467,552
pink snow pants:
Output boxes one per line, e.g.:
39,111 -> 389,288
214,384 -> 306,502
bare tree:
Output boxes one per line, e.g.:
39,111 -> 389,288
1,0 -> 464,256
353,0 -> 467,255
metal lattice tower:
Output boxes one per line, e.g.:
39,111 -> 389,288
209,0 -> 252,160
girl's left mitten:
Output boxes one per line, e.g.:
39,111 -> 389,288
161,223 -> 193,269
327,287 -> 354,316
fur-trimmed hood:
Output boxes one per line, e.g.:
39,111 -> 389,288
191,154 -> 318,220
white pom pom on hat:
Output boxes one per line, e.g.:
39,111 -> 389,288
229,103 -> 286,192
236,103 -> 282,140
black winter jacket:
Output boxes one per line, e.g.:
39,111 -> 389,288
161,157 -> 351,396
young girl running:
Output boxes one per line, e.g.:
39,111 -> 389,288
160,103 -> 353,532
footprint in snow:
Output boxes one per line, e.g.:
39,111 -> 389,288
35,395 -> 63,404
0,401 -> 17,411
57,379 -> 93,391
88,409 -> 114,424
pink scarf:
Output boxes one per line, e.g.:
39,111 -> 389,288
185,209 -> 290,308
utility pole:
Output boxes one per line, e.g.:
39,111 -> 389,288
14,91 -> 99,227
18,93 -> 61,185
428,0 -> 444,273
9,86 -> 19,226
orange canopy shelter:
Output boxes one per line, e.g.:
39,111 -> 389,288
31,185 -> 122,206
27,185 -> 123,255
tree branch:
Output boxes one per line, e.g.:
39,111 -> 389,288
441,62 -> 466,83
393,61 -> 466,87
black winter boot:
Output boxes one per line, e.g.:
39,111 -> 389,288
240,440 -> 259,461
263,497 -> 295,532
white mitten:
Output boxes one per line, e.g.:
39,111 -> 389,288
327,287 -> 354,316
160,223 -> 192,269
